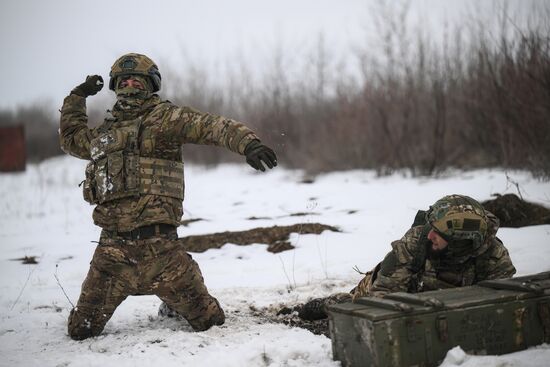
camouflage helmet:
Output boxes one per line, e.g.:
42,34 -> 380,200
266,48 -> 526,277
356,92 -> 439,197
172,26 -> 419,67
426,194 -> 488,251
109,53 -> 161,92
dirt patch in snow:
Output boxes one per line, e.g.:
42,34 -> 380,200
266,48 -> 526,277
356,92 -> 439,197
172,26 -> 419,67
176,223 -> 340,253
482,194 -> 550,227
249,304 -> 330,337
180,218 -> 205,226
10,255 -> 39,264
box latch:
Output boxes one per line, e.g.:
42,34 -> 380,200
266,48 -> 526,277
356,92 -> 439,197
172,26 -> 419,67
538,301 -> 550,343
436,315 -> 448,343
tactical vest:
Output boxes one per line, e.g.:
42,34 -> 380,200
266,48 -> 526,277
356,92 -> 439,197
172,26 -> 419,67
82,117 -> 184,204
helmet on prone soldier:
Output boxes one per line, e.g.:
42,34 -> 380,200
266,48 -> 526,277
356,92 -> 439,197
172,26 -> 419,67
426,194 -> 488,253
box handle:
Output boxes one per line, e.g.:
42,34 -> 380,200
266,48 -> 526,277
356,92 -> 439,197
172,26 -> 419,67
354,297 -> 414,313
539,301 -> 550,343
436,315 -> 449,342
385,293 -> 445,309
478,279 -> 544,294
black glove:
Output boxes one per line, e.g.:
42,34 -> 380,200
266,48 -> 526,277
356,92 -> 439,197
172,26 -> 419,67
71,75 -> 104,97
244,140 -> 277,172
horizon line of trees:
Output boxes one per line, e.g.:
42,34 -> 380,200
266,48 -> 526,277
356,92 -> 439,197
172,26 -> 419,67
1,2 -> 549,178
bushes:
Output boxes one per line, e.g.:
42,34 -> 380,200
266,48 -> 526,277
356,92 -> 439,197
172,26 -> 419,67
2,3 -> 549,177
174,3 -> 550,177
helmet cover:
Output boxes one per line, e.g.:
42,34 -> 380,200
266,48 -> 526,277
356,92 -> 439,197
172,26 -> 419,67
426,194 -> 488,252
109,53 -> 161,92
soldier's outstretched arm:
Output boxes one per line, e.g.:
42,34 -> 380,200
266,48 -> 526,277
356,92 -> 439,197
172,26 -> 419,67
173,106 -> 277,170
368,251 -> 414,297
59,75 -> 104,159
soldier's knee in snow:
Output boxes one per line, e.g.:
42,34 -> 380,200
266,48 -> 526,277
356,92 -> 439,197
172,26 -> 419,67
158,296 -> 225,332
68,327 -> 93,341
67,307 -> 107,340
68,310 -> 94,340
188,298 -> 225,331
191,308 -> 225,332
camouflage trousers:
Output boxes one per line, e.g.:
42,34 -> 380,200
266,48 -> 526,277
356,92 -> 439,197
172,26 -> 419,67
68,230 -> 225,340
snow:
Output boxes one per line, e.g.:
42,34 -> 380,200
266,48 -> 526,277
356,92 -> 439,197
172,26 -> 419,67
1,156 -> 549,366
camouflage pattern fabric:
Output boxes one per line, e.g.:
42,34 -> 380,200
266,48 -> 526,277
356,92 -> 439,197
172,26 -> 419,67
350,263 -> 380,301
61,81 -> 261,340
68,230 -> 225,340
299,204 -> 516,320
60,93 -> 259,232
109,53 -> 161,92
352,211 -> 516,298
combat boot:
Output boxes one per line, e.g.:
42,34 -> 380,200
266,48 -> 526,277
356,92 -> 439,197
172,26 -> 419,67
298,298 -> 326,320
298,293 -> 352,320
158,299 -> 225,331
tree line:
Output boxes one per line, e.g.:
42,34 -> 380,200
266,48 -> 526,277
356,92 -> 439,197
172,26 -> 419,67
1,3 -> 549,178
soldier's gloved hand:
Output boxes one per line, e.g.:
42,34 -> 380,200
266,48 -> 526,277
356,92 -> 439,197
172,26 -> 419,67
244,140 -> 277,172
71,75 -> 104,97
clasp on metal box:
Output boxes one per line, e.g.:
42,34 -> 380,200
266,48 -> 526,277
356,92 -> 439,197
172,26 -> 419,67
436,315 -> 448,343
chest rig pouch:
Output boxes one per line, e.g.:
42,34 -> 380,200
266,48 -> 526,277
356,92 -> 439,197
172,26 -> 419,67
82,118 -> 184,204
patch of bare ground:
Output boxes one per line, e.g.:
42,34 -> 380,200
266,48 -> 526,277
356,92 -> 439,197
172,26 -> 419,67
176,223 -> 339,253
180,218 -> 205,226
249,304 -> 330,337
482,194 -> 550,227
10,256 -> 39,264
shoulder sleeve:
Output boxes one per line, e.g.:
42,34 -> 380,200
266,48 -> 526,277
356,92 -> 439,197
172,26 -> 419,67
59,94 -> 96,160
369,226 -> 427,297
483,239 -> 517,280
166,105 -> 259,154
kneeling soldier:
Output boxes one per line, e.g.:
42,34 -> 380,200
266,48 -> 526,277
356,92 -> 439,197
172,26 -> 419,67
60,53 -> 277,340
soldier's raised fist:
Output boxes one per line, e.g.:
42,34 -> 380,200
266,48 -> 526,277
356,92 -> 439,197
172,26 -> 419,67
71,75 -> 104,97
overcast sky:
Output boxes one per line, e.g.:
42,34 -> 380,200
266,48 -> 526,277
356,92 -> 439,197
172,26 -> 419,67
0,0 -> 540,110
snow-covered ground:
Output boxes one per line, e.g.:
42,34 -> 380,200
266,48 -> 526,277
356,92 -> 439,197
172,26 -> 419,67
1,156 -> 549,367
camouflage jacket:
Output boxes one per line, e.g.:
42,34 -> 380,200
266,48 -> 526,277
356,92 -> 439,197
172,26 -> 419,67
355,211 -> 516,298
60,93 -> 259,232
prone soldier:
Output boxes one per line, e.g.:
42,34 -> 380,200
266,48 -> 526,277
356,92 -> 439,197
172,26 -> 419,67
299,194 -> 517,320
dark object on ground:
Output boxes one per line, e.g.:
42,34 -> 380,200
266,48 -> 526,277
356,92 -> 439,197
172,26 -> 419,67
266,241 -> 295,253
257,293 -> 354,337
180,218 -> 204,226
298,298 -> 327,321
247,216 -> 273,220
482,193 -> 550,227
289,212 -> 320,217
252,304 -> 331,337
34,305 -> 63,312
328,271 -> 550,367
176,223 -> 339,253
279,314 -> 330,337
298,293 -> 353,321
11,256 -> 38,264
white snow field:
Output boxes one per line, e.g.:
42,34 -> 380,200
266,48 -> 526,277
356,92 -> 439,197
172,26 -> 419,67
1,156 -> 549,367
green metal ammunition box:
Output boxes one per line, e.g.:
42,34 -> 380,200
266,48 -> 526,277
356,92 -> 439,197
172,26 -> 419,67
327,272 -> 550,367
